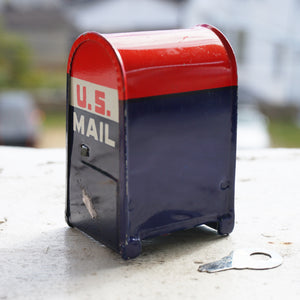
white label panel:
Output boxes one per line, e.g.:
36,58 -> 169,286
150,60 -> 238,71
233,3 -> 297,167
70,77 -> 119,123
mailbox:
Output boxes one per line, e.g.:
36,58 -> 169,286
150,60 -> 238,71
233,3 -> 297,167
66,25 -> 238,259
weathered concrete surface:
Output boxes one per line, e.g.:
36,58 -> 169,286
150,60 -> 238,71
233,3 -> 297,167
0,146 -> 299,299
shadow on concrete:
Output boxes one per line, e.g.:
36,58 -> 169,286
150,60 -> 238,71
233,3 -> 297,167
63,224 -> 226,273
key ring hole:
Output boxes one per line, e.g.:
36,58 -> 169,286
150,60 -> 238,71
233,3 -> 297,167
250,252 -> 272,261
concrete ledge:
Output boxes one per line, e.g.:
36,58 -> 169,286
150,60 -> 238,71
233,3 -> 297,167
0,146 -> 299,299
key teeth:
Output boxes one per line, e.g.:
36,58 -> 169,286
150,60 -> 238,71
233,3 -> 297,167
198,265 -> 224,273
198,267 -> 208,273
198,265 -> 213,273
198,262 -> 221,273
198,252 -> 234,273
197,249 -> 283,273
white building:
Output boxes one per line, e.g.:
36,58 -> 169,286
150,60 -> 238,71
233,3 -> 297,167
183,0 -> 300,105
66,0 -> 180,33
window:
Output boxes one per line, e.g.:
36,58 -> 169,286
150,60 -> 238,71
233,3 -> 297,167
273,44 -> 285,78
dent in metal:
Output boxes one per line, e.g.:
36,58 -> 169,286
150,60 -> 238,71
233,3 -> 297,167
82,188 -> 97,219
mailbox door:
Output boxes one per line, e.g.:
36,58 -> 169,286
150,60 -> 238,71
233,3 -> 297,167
66,37 -> 124,252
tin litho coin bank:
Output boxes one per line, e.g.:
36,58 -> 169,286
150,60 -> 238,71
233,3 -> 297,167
66,25 -> 238,259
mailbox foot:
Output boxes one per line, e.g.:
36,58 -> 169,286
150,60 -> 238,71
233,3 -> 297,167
121,237 -> 142,260
217,214 -> 234,235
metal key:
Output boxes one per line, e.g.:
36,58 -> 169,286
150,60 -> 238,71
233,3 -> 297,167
198,249 -> 283,273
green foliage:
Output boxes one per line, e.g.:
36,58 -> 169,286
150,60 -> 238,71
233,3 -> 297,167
268,120 -> 300,148
0,26 -> 32,88
43,111 -> 66,128
0,25 -> 65,90
21,68 -> 66,89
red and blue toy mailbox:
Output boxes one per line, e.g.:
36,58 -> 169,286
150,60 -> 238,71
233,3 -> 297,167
66,25 -> 238,259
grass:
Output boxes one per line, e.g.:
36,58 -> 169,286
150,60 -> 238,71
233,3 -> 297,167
42,111 -> 66,129
268,119 -> 300,148
38,111 -> 66,148
27,69 -> 66,89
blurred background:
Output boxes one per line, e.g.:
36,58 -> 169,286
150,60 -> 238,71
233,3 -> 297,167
0,0 -> 299,148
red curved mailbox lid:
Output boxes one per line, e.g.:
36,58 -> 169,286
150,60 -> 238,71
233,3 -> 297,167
68,25 -> 237,100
